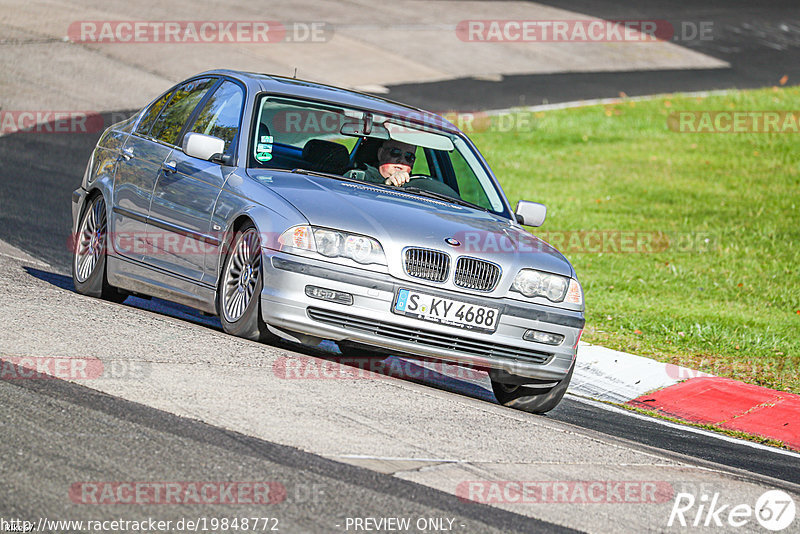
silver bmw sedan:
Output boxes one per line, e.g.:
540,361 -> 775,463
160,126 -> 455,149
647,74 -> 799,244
71,69 -> 585,413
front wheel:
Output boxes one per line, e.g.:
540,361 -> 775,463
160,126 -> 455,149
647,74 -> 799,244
218,223 -> 275,342
72,194 -> 127,303
491,359 -> 575,414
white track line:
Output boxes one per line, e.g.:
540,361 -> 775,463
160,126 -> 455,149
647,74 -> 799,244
336,454 -> 462,463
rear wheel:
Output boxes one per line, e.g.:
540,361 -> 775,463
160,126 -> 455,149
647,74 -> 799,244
491,359 -> 575,414
218,223 -> 275,342
72,194 -> 128,303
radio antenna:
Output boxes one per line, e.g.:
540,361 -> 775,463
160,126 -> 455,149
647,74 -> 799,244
293,67 -> 297,79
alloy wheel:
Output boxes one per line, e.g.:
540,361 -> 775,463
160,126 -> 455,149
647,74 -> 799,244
222,228 -> 262,322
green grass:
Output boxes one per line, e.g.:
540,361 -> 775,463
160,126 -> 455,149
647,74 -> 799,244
470,87 -> 800,393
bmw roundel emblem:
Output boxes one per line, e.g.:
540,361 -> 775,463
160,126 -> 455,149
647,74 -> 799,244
444,237 -> 461,247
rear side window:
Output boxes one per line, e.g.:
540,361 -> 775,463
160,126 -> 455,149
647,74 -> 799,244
149,78 -> 216,146
186,80 -> 244,156
136,90 -> 174,136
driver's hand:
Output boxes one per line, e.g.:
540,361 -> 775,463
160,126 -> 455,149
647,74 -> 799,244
384,170 -> 410,187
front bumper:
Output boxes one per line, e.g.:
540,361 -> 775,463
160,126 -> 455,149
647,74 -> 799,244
260,251 -> 584,383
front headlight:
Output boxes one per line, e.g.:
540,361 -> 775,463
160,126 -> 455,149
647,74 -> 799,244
278,225 -> 316,251
512,269 -> 578,303
314,228 -> 344,257
279,226 -> 386,265
343,234 -> 381,264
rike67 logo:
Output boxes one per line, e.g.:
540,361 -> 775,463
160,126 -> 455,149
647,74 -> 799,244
668,489 -> 796,531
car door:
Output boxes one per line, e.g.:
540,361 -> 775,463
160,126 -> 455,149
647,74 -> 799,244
111,88 -> 174,261
145,78 -> 244,283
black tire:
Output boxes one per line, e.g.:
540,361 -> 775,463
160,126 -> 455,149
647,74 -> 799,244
72,194 -> 128,303
217,223 -> 275,342
491,358 -> 575,414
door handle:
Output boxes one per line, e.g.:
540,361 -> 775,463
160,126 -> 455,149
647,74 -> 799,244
161,160 -> 178,174
119,146 -> 134,161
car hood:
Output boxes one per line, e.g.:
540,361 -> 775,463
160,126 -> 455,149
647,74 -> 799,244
248,170 -> 574,278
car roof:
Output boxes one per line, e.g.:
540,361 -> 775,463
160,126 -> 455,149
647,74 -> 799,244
198,69 -> 460,133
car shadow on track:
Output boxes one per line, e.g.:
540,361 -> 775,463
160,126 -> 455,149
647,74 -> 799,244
23,265 -> 500,405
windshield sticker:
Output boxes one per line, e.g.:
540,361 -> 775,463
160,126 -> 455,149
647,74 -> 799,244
255,135 -> 274,162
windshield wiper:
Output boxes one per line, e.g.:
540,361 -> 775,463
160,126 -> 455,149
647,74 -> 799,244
400,186 -> 489,212
289,168 -> 391,187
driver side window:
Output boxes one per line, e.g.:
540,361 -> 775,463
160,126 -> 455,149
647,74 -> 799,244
149,78 -> 216,146
136,90 -> 173,136
186,80 -> 244,157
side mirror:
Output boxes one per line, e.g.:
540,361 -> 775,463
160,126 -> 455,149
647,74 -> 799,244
515,200 -> 547,227
182,132 -> 226,162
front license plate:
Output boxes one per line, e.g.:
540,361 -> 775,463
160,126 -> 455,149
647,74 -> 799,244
393,289 -> 501,332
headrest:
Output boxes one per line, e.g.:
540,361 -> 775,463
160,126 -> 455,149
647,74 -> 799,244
301,139 -> 350,175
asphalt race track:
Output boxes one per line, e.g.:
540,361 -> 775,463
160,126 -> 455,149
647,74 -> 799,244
385,0 -> 800,109
3,113 -> 800,531
2,2 -> 800,533
3,107 -> 800,479
0,372 -> 566,533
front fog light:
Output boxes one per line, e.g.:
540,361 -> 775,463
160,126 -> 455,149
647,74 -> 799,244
305,285 -> 353,305
523,329 -> 565,345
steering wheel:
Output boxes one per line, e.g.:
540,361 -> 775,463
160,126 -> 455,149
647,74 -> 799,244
402,176 -> 461,199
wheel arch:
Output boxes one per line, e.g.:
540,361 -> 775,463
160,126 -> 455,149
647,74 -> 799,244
76,173 -> 115,221
215,213 -> 255,280
72,182 -> 114,250
214,202 -> 296,278
213,211 -> 263,316
214,212 -> 273,342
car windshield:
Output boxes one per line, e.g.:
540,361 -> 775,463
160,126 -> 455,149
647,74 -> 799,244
248,95 -> 507,215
